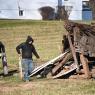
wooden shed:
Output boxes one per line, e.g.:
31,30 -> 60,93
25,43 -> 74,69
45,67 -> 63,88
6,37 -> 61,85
63,21 -> 95,79
30,21 -> 95,79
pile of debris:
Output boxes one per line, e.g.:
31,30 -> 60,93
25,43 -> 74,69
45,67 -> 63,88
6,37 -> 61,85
30,21 -> 95,79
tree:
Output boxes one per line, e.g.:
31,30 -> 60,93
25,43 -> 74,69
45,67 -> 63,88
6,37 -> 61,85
39,6 -> 55,20
56,6 -> 68,20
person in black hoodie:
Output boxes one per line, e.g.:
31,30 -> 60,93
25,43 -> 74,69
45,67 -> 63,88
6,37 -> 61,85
16,36 -> 40,81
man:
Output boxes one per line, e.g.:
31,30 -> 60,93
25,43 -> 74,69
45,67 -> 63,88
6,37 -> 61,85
0,41 -> 8,75
16,36 -> 40,81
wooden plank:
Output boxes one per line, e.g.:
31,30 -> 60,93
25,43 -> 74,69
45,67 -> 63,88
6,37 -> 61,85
19,57 -> 23,80
29,51 -> 68,77
0,70 -> 18,77
67,33 -> 79,71
53,63 -> 77,79
80,53 -> 91,79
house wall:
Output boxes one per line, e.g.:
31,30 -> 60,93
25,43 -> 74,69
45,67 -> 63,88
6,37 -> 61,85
63,0 -> 91,20
0,0 -> 58,19
64,0 -> 82,20
82,0 -> 92,20
0,0 -> 91,20
82,10 -> 92,20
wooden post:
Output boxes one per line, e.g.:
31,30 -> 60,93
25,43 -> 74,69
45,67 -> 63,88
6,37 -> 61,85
19,57 -> 23,80
67,33 -> 79,71
80,53 -> 91,79
73,27 -> 81,67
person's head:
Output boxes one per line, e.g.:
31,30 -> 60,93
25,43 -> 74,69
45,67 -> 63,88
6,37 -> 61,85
26,36 -> 34,45
0,41 -> 2,44
63,35 -> 66,39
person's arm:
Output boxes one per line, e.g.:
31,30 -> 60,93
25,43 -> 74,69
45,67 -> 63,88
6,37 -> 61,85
16,43 -> 23,55
32,45 -> 40,59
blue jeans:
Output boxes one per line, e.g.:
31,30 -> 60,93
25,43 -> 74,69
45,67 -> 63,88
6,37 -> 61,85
22,59 -> 33,81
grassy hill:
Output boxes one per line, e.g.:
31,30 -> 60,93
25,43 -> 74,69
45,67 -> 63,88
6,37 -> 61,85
0,20 -> 65,69
0,20 -> 95,95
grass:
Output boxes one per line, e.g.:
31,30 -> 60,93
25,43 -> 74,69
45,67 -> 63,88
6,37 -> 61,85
0,20 -> 95,95
0,77 -> 95,95
0,20 -> 64,66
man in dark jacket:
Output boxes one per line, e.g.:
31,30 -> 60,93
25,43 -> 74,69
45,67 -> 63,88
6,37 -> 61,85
16,36 -> 40,81
0,41 -> 8,75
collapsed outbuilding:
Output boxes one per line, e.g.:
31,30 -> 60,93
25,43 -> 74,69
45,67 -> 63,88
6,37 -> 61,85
30,21 -> 95,79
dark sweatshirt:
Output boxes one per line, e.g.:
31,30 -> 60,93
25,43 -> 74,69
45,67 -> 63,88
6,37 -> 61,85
16,36 -> 40,60
0,41 -> 5,53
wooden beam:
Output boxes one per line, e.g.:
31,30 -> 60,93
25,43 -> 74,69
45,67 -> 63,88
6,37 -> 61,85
80,53 -> 91,79
19,57 -> 23,80
0,70 -> 18,77
67,33 -> 79,71
53,62 -> 77,79
52,52 -> 72,75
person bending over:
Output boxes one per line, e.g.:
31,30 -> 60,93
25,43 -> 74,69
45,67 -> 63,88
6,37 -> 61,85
16,36 -> 40,81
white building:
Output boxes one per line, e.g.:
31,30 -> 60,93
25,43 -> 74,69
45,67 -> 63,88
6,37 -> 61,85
63,0 -> 91,20
0,0 -> 91,20
0,0 -> 58,19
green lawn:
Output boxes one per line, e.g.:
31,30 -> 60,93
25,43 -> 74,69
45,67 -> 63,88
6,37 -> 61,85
0,20 -> 95,95
0,77 -> 95,95
0,20 -> 64,67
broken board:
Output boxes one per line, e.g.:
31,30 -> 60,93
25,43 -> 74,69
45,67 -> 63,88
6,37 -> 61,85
29,51 -> 68,77
0,69 -> 18,77
53,63 -> 80,79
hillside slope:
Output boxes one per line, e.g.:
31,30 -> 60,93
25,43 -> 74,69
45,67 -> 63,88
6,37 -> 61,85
0,20 -> 64,69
